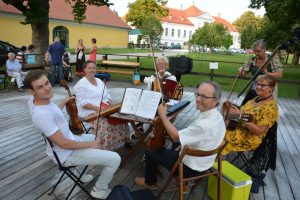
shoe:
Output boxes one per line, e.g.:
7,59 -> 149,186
135,177 -> 157,190
81,174 -> 94,183
91,187 -> 111,199
18,88 -> 25,92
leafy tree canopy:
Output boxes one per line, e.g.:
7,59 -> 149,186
233,11 -> 266,49
190,23 -> 233,50
126,0 -> 169,28
140,16 -> 163,46
3,0 -> 112,24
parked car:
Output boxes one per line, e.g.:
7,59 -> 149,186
170,43 -> 181,50
0,40 -> 20,66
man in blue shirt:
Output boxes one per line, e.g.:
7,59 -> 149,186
48,37 -> 65,86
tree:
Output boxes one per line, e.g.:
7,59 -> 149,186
190,23 -> 233,51
126,0 -> 169,28
2,0 -> 112,61
233,11 -> 265,49
249,0 -> 300,65
140,16 -> 163,47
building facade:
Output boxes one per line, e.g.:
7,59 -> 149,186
0,0 -> 131,49
160,5 -> 240,49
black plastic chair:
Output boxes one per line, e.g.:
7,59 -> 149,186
42,133 -> 93,200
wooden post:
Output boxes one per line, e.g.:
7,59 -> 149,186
210,69 -> 214,81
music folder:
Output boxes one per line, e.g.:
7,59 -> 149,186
120,88 -> 162,120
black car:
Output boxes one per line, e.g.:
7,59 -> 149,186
0,40 -> 20,66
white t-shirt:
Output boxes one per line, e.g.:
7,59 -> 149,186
74,77 -> 111,118
144,71 -> 177,90
29,97 -> 76,163
178,107 -> 226,172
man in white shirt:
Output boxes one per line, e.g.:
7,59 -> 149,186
135,81 -> 226,189
25,70 -> 120,199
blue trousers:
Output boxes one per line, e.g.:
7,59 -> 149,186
50,64 -> 63,86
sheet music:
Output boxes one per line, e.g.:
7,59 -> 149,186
120,88 -> 161,119
135,90 -> 161,119
120,88 -> 142,115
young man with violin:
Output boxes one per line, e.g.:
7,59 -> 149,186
25,70 -> 120,199
135,81 -> 226,189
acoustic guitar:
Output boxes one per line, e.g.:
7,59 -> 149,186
225,113 -> 254,130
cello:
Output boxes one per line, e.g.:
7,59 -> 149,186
61,80 -> 84,135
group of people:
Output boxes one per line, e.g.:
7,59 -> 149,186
24,39 -> 281,199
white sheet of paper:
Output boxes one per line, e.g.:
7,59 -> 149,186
120,88 -> 142,115
135,90 -> 161,119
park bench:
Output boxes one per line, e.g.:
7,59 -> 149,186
97,60 -> 140,76
23,63 -> 44,71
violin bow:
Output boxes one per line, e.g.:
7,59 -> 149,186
94,80 -> 107,140
147,35 -> 165,104
227,66 -> 246,102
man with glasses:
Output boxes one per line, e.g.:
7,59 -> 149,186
238,39 -> 282,105
135,81 -> 226,190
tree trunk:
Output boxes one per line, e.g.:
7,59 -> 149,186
31,19 -> 49,65
291,51 -> 300,66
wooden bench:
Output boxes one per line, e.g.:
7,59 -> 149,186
98,60 -> 140,75
23,63 -> 45,71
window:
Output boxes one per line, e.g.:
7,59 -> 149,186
178,30 -> 181,37
171,29 -> 174,37
189,31 -> 192,39
53,26 -> 69,47
165,28 -> 168,36
183,30 -> 187,38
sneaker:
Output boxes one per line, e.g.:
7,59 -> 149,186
81,174 -> 94,183
135,177 -> 158,190
91,187 -> 111,199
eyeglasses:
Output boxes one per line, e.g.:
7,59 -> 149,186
194,93 -> 216,101
256,83 -> 270,88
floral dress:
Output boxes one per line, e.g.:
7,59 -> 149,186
222,98 -> 278,155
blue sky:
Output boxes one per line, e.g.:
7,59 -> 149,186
109,0 -> 265,23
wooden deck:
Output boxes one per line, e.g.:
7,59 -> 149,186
0,80 -> 299,200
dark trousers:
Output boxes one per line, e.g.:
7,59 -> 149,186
144,147 -> 203,185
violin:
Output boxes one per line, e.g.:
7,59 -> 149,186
61,80 -> 84,135
146,116 -> 165,151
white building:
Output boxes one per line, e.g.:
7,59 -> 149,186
160,5 -> 240,49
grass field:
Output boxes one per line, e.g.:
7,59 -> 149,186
97,52 -> 300,99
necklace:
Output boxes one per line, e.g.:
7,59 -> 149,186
255,94 -> 273,103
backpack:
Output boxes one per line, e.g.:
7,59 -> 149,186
169,56 -> 193,75
106,185 -> 157,200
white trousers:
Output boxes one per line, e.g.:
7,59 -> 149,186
11,71 -> 27,88
63,134 -> 121,190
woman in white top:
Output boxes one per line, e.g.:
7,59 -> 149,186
144,56 -> 176,90
74,60 -> 131,150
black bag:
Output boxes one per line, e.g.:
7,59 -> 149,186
107,185 -> 157,200
169,56 -> 193,75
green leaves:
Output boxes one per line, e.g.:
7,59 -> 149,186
140,16 -> 163,46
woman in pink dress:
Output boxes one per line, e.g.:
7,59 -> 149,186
89,38 -> 97,62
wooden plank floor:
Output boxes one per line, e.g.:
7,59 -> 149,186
0,80 -> 299,200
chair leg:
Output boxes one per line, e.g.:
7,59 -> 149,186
81,121 -> 91,133
48,171 -> 66,195
65,166 -> 92,200
179,164 -> 184,200
217,160 -> 222,200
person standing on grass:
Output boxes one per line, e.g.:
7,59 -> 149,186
89,38 -> 97,62
48,36 -> 65,86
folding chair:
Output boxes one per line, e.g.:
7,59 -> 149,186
42,134 -> 93,200
158,140 -> 227,200
229,122 -> 278,173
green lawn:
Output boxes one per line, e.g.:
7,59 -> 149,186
66,48 -> 161,54
99,52 -> 300,99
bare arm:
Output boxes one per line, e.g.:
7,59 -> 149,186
58,96 -> 75,110
49,130 -> 100,149
265,70 -> 282,79
157,104 -> 179,141
83,103 -> 99,112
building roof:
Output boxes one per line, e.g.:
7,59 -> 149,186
212,16 -> 238,32
0,0 -> 130,29
161,7 -> 194,26
161,5 -> 237,32
129,29 -> 142,35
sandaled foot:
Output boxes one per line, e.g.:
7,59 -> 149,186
135,177 -> 157,190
